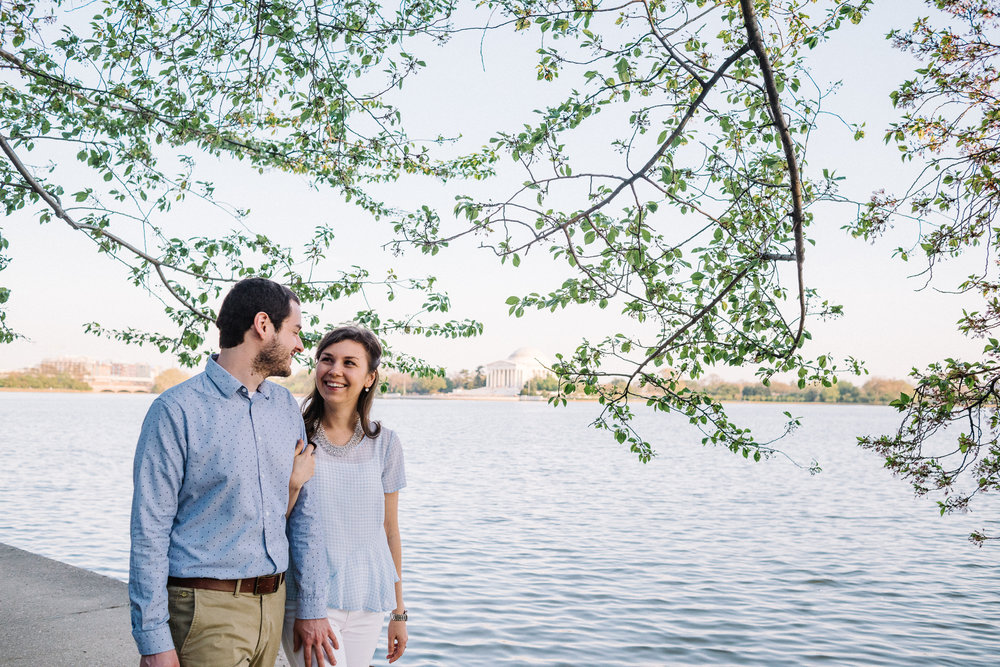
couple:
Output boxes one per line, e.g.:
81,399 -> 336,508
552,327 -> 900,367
129,278 -> 408,667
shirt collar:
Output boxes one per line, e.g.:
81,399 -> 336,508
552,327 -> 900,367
256,380 -> 273,399
206,354 -> 273,400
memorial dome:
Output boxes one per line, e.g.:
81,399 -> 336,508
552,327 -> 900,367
508,347 -> 546,362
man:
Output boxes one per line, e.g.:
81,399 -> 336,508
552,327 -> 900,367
129,278 -> 339,667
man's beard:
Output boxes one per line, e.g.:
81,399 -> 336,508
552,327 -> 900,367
252,336 -> 292,378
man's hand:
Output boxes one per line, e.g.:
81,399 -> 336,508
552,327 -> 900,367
139,649 -> 179,667
293,617 -> 338,666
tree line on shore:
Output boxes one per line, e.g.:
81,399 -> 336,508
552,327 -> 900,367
276,368 -> 912,405
0,366 -> 913,405
0,371 -> 91,391
539,375 -> 913,404
0,368 -> 188,393
682,376 -> 913,405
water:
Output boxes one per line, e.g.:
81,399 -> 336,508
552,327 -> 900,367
1,393 -> 998,665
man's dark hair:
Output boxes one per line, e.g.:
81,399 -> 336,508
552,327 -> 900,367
216,278 -> 300,349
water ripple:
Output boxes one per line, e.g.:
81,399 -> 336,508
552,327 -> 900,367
1,395 -> 998,665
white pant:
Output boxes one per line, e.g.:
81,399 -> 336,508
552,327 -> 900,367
282,602 -> 385,667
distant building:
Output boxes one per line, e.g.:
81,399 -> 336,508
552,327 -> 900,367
36,357 -> 155,393
38,357 -> 92,378
484,347 -> 550,395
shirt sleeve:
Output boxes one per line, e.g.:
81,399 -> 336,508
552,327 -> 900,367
287,414 -> 329,619
129,398 -> 185,656
382,430 -> 406,493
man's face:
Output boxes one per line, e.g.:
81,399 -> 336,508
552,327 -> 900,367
252,300 -> 304,378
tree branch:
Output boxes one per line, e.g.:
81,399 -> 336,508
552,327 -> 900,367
739,0 -> 807,354
0,134 -> 214,323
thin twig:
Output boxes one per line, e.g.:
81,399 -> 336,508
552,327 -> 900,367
0,134 -> 214,322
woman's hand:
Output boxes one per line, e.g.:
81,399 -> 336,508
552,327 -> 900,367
290,439 -> 316,490
386,619 -> 407,663
287,439 -> 316,517
384,492 -> 406,662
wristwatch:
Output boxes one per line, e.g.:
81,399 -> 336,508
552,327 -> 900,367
390,610 -> 408,622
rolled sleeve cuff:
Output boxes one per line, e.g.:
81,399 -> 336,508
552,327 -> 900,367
295,594 -> 328,620
134,625 -> 175,656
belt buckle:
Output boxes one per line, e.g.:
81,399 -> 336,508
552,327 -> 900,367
254,575 -> 276,595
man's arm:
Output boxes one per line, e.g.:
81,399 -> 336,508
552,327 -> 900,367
287,466 -> 339,664
129,399 -> 185,658
286,417 -> 328,619
286,417 -> 337,664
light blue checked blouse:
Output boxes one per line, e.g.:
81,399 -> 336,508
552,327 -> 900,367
287,423 -> 406,612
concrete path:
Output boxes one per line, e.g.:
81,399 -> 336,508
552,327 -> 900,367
0,542 -> 138,665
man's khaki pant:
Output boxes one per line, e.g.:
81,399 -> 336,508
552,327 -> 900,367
167,583 -> 286,667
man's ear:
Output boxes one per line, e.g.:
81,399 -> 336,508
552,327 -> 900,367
251,311 -> 271,340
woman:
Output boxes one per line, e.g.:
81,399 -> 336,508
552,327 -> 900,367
285,325 -> 408,666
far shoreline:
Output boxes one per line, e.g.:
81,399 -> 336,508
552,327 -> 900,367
0,387 -> 896,407
0,387 -> 92,393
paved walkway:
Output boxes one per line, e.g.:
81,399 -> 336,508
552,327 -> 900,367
0,542 -> 138,665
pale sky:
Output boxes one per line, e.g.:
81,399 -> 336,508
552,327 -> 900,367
0,1 -> 984,380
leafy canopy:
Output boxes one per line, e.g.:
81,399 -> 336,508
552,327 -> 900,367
851,0 -> 1000,544
6,1 -> 933,504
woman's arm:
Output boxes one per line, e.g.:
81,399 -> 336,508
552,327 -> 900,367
384,491 -> 407,663
286,440 -> 315,518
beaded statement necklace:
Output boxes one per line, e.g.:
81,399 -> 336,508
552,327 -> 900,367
314,418 -> 365,457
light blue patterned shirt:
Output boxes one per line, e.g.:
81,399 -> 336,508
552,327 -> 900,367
129,356 -> 328,655
287,424 -> 406,612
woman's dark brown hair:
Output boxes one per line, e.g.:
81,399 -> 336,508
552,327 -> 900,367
302,324 -> 382,443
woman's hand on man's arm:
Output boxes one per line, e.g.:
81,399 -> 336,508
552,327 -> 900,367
287,439 -> 315,517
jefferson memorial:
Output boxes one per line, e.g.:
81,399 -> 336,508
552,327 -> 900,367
483,347 -> 550,395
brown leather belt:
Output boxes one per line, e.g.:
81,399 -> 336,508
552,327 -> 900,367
167,573 -> 285,595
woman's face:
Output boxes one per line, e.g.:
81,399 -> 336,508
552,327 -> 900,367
315,339 -> 376,407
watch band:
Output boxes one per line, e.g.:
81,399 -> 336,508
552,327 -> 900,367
390,610 -> 408,622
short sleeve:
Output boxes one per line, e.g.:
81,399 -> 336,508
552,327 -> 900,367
382,430 -> 406,493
